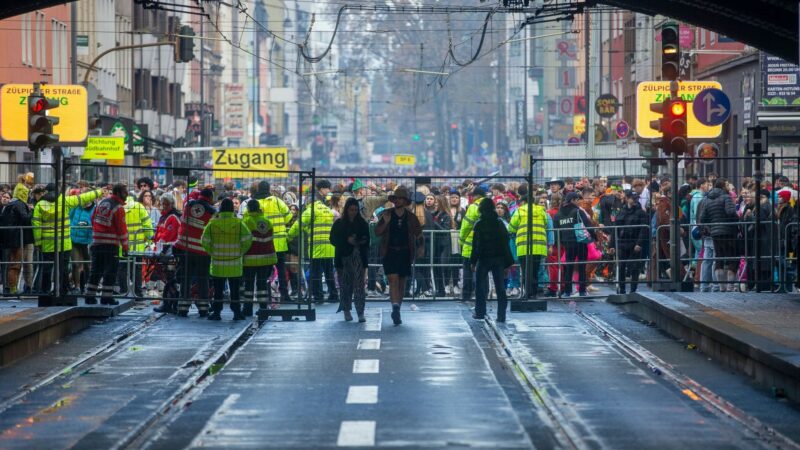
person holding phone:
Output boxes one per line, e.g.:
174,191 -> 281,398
330,197 -> 371,322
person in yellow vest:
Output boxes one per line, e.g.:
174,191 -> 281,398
288,179 -> 337,302
508,184 -> 553,299
201,198 -> 253,321
459,184 -> 487,302
116,194 -> 153,297
254,180 -> 293,302
32,183 -> 104,297
241,200 -> 278,316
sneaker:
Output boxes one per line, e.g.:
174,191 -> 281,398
545,289 -> 558,297
587,285 -> 600,293
472,313 -> 485,320
207,312 -> 222,321
453,286 -> 461,295
233,312 -> 246,321
445,285 -> 452,295
367,290 -> 379,298
496,316 -> 506,323
617,288 -> 627,295
344,310 -> 353,321
85,297 -> 98,305
578,291 -> 588,297
100,298 -> 119,305
558,291 -> 569,298
358,313 -> 366,323
198,311 -> 209,318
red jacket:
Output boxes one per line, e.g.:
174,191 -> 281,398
91,194 -> 129,252
154,207 -> 181,245
175,195 -> 215,255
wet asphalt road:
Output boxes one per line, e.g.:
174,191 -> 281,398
0,300 -> 798,449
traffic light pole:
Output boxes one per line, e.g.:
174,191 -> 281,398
670,148 -> 681,290
82,42 -> 177,84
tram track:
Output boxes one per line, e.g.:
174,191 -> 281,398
0,311 -> 165,416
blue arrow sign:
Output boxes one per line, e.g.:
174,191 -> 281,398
693,88 -> 731,126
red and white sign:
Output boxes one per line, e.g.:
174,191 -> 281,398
223,84 -> 246,139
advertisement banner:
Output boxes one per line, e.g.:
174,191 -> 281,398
761,54 -> 800,107
223,84 -> 246,139
212,147 -> 289,179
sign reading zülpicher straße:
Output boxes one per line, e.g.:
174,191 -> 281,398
0,84 -> 88,144
635,81 -> 723,140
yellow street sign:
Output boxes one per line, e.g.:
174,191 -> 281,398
394,154 -> 416,166
212,147 -> 289,179
0,84 -> 88,144
82,137 -> 124,160
636,81 -> 722,139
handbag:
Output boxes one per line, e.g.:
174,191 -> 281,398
573,209 -> 594,244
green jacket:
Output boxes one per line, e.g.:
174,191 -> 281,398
242,211 -> 278,267
201,212 -> 253,277
508,203 -> 548,257
33,189 -> 102,253
258,196 -> 293,253
125,197 -> 154,253
287,200 -> 335,259
459,196 -> 483,258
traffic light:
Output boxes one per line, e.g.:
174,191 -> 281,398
660,23 -> 680,81
175,25 -> 195,63
649,97 -> 688,155
27,92 -> 60,151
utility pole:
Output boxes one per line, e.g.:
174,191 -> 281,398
200,18 -> 205,147
523,21 -> 529,159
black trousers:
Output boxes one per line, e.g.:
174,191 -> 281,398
461,257 -> 475,301
176,250 -> 210,314
474,256 -> 508,319
563,244 -> 588,295
617,247 -> 643,293
40,252 -> 70,296
242,265 -> 272,315
310,258 -> 337,301
85,244 -> 119,302
212,276 -> 241,314
520,255 -> 543,299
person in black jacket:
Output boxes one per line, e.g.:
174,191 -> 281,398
699,179 -> 739,291
1,183 -> 33,295
611,190 -> 649,294
330,197 -> 370,322
553,192 -> 596,297
470,198 -> 514,322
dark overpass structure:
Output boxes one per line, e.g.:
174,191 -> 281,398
2,0 -> 798,63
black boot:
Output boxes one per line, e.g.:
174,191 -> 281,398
391,304 -> 402,325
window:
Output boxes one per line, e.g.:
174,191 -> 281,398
700,29 -> 706,48
116,15 -> 132,89
35,11 -> 46,70
710,31 -> 716,45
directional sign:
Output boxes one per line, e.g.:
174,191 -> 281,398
635,81 -> 723,140
394,154 -> 416,166
693,88 -> 731,126
615,120 -> 630,139
0,84 -> 88,144
82,137 -> 124,160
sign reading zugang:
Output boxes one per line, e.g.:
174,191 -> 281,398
212,147 -> 289,178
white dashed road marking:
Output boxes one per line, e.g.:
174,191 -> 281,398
357,338 -> 381,350
352,359 -> 380,374
346,386 -> 379,404
337,420 -> 376,447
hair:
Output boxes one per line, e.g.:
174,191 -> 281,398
491,183 -> 506,193
219,198 -> 234,213
478,197 -> 498,221
244,199 -> 259,212
161,193 -> 175,207
414,203 -> 427,226
713,178 -> 727,190
549,192 -> 562,209
496,202 -> 510,220
342,197 -> 364,224
112,183 -> 127,198
436,195 -> 450,221
138,190 -> 154,204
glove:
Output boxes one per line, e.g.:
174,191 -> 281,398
122,248 -> 129,258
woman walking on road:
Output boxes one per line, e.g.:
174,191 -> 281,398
375,186 -> 422,325
470,198 -> 515,322
330,197 -> 370,322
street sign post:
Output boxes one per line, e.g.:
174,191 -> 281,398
635,81 -> 723,140
693,88 -> 731,126
1,84 -> 88,144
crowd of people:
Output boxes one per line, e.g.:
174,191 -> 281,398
1,170 -> 798,323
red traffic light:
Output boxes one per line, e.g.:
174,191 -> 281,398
670,101 -> 685,116
31,98 -> 47,113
